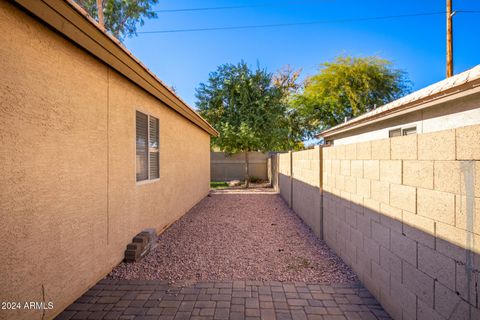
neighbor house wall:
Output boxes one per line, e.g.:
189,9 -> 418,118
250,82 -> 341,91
0,2 -> 210,319
323,125 -> 480,319
330,93 -> 480,145
210,152 -> 269,181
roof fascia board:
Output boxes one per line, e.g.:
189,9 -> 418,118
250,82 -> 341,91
320,80 -> 480,138
14,0 -> 219,137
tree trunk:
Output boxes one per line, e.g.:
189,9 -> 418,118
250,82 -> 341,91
96,0 -> 104,26
244,151 -> 250,188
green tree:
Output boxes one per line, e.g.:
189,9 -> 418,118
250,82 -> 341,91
74,0 -> 158,40
293,56 -> 411,137
272,65 -> 308,149
196,62 -> 299,186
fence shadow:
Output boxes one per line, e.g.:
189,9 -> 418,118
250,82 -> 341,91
277,177 -> 479,319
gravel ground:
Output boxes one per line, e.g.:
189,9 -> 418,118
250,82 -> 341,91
108,188 -> 358,284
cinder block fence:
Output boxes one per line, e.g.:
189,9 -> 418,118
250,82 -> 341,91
275,148 -> 323,238
211,151 -> 269,181
271,125 -> 480,320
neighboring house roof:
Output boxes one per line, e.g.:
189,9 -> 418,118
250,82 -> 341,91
14,0 -> 219,137
320,64 -> 480,138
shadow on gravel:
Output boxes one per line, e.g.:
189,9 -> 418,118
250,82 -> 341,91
108,186 -> 358,284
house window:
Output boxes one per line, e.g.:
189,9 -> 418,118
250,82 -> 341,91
389,126 -> 417,138
389,128 -> 402,137
402,127 -> 417,135
136,111 -> 159,182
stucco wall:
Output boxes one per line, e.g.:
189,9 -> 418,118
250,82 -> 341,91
0,2 -> 210,319
330,93 -> 480,145
323,125 -> 480,319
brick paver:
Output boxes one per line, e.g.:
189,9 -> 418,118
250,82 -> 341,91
56,280 -> 391,320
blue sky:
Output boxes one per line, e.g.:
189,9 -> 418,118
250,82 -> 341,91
123,0 -> 480,108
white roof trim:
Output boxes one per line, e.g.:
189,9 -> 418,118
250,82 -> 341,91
320,64 -> 480,138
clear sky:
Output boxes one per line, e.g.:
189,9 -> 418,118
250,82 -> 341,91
123,0 -> 480,108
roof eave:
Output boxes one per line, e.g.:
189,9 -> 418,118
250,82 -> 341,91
319,78 -> 480,139
14,0 -> 219,137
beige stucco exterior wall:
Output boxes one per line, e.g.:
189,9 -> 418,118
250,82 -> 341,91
0,2 -> 210,319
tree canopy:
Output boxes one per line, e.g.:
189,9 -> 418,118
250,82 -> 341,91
292,56 -> 411,137
196,61 -> 302,154
74,0 -> 158,40
196,62 -> 305,185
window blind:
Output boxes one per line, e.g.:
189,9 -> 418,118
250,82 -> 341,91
136,111 -> 149,181
136,111 -> 160,182
149,117 -> 159,179
389,128 -> 402,138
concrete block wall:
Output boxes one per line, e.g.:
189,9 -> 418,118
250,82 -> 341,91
210,151 -> 269,181
268,154 -> 280,191
292,148 -> 322,237
323,125 -> 480,320
277,147 -> 323,238
278,152 -> 292,207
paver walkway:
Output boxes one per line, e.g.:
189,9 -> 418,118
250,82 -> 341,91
57,188 -> 391,320
57,279 -> 390,320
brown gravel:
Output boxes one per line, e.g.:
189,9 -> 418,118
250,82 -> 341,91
108,187 -> 358,284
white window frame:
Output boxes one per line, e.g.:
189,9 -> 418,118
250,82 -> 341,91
388,128 -> 402,138
135,109 -> 160,185
402,126 -> 417,136
389,126 -> 417,138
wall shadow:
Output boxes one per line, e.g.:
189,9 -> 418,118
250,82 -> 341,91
278,173 -> 322,239
277,181 -> 479,319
